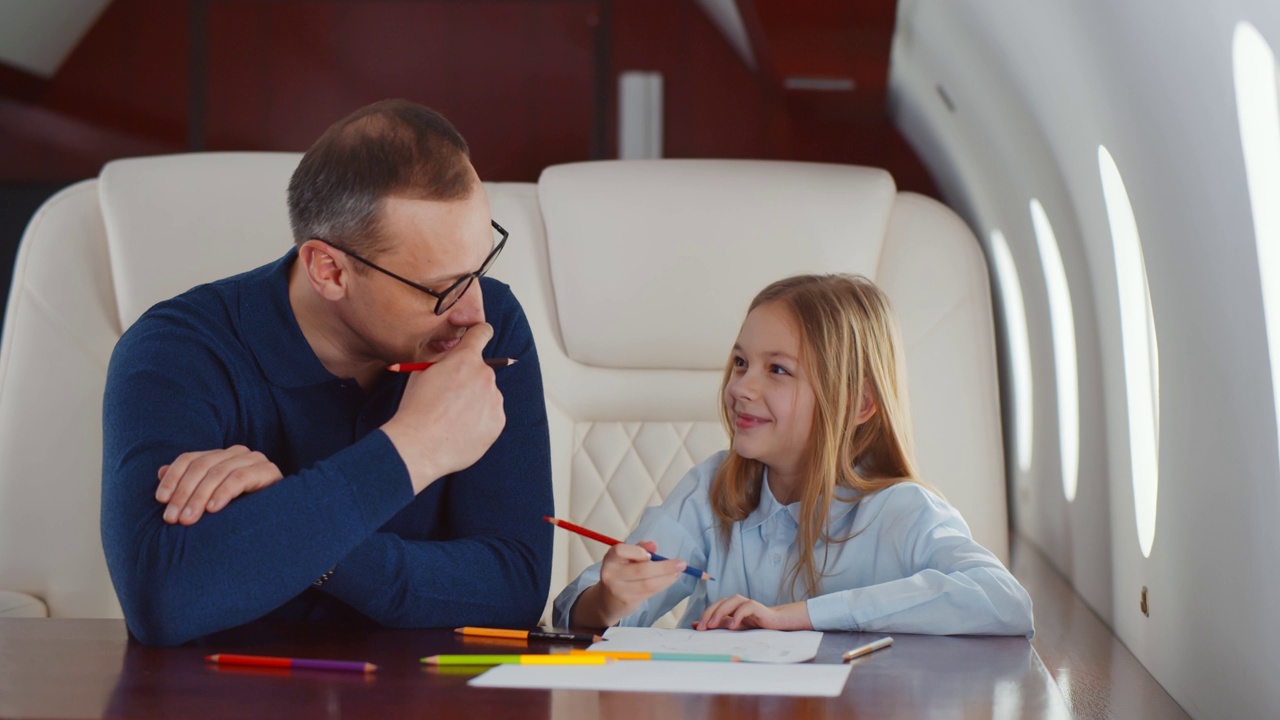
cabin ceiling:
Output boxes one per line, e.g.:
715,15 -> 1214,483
0,0 -> 109,77
701,0 -> 898,118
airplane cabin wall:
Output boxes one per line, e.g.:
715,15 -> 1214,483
890,1 -> 1280,718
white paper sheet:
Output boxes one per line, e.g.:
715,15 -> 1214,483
467,660 -> 852,697
592,627 -> 824,663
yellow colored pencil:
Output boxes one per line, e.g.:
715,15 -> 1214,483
420,654 -> 609,666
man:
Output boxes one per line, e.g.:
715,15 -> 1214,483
101,100 -> 552,646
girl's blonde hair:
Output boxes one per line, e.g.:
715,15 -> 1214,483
710,274 -> 924,599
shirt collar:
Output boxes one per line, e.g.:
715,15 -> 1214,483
741,465 -> 864,531
240,248 -> 343,389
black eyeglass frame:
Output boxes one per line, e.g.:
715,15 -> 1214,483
324,220 -> 508,316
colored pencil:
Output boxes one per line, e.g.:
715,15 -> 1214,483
842,636 -> 893,662
205,653 -> 378,673
565,649 -> 740,662
542,516 -> 715,581
455,626 -> 603,644
420,654 -> 610,666
387,358 -> 516,372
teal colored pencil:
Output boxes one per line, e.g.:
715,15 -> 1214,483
567,650 -> 741,662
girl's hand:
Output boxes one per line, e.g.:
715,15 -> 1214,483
693,595 -> 814,631
571,541 -> 687,628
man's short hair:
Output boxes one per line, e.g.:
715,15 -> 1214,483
287,99 -> 473,258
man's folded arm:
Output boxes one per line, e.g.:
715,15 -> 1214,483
101,347 -> 415,646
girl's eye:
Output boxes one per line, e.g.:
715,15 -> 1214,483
733,356 -> 746,368
770,364 -> 791,376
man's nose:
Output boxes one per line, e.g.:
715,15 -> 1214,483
446,279 -> 485,326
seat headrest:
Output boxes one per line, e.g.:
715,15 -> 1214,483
99,152 -> 301,330
537,160 -> 897,371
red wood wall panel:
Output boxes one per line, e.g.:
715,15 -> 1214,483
0,0 -> 187,181
0,0 -> 935,196
205,1 -> 598,182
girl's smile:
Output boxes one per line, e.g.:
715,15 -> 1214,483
733,411 -> 770,430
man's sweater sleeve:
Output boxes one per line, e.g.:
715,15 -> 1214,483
316,284 -> 555,628
101,319 -> 416,647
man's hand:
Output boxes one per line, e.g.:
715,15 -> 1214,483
381,323 -> 506,493
693,595 -> 813,631
570,540 -> 686,629
155,446 -> 284,525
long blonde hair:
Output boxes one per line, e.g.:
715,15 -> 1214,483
710,274 -> 924,598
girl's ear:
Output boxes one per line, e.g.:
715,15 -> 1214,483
854,379 -> 878,425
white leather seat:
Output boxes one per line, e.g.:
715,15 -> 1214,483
0,154 -> 1005,624
0,153 -> 299,618
492,160 -> 1007,624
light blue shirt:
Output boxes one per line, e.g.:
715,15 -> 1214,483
553,451 -> 1034,636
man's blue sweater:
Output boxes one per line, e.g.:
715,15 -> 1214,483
100,249 -> 553,646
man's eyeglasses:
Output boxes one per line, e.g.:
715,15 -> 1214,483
326,220 -> 508,316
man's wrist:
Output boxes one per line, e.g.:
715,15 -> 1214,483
379,422 -> 441,493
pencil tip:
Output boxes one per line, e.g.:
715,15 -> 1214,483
593,635 -> 604,643
386,363 -> 401,372
420,656 -> 438,665
366,663 -> 379,672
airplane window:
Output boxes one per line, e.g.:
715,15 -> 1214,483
1098,145 -> 1161,558
990,229 -> 1034,475
1030,199 -> 1080,502
1233,22 -> 1280,472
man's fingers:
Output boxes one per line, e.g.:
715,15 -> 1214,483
156,450 -> 215,502
160,450 -> 219,517
206,459 -> 283,513
178,453 -> 267,525
455,323 -> 494,354
161,446 -> 250,523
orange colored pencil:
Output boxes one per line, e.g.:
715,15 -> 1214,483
455,626 -> 603,643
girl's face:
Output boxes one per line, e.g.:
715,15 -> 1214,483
724,301 -> 817,479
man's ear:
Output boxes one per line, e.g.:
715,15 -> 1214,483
298,240 -> 349,301
854,379 -> 878,425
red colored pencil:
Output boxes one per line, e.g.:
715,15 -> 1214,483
386,358 -> 516,372
205,653 -> 378,673
542,516 -> 714,581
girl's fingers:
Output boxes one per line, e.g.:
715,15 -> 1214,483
727,600 -> 764,629
699,594 -> 749,629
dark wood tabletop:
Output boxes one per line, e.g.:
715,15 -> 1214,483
0,617 -> 1069,719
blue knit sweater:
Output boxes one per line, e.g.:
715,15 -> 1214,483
101,250 -> 553,646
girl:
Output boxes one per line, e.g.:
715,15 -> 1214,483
553,274 -> 1034,636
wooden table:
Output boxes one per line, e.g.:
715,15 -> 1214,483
0,618 -> 1070,719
